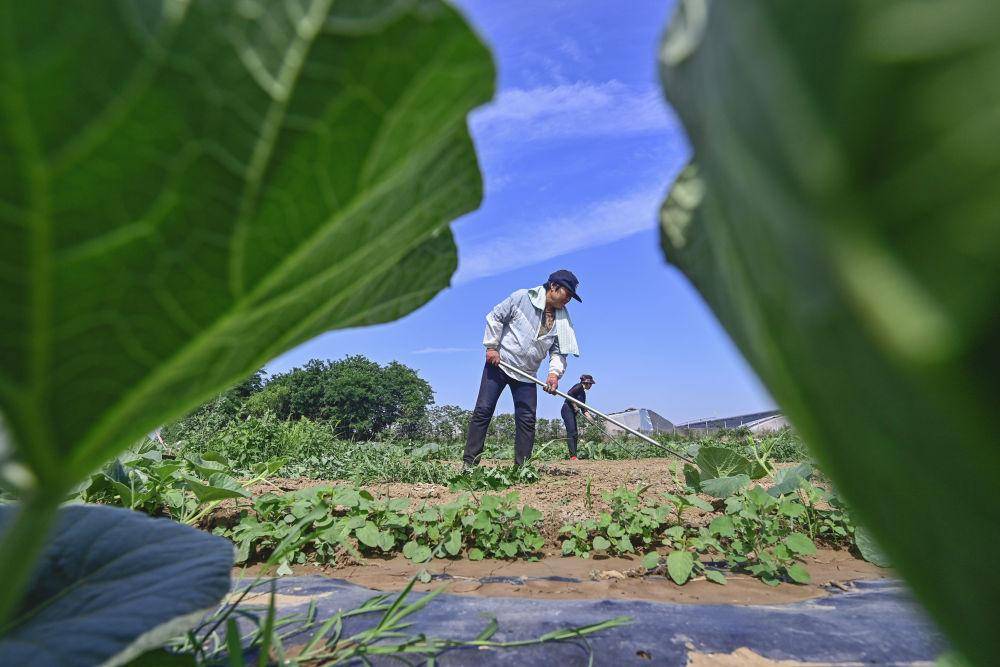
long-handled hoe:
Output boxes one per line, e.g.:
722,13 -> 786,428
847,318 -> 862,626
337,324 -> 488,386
497,361 -> 695,464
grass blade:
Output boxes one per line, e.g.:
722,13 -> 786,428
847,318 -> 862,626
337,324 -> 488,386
256,581 -> 277,667
226,618 -> 245,667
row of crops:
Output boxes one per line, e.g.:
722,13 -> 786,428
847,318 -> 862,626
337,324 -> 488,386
69,433 -> 883,588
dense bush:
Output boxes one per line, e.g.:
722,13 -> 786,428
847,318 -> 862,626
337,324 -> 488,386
170,415 -> 456,484
195,413 -> 338,471
160,369 -> 268,448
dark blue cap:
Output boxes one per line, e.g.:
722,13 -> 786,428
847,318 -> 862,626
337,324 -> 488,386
548,269 -> 582,302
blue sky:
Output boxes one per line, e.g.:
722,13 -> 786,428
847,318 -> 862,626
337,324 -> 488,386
268,0 -> 775,423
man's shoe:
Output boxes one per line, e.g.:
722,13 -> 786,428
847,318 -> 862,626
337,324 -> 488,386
569,456 -> 578,461
461,464 -> 476,474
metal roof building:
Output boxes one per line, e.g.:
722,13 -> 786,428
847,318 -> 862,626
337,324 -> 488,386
676,409 -> 789,434
603,407 -> 676,436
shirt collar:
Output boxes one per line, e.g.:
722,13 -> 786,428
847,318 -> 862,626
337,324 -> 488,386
528,285 -> 560,312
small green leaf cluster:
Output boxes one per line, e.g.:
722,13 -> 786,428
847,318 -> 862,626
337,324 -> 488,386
448,463 -> 540,491
468,493 -> 546,559
224,486 -> 359,570
221,486 -> 546,572
709,486 -> 817,585
560,486 -> 709,558
685,459 -> 856,553
639,492 -> 728,585
559,484 -> 828,587
641,535 -> 727,586
797,481 -> 856,547
225,486 -> 419,571
405,492 -> 546,561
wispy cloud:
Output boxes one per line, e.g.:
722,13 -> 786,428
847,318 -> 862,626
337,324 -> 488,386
454,183 -> 664,284
411,347 -> 477,355
470,80 -> 676,144
558,37 -> 586,64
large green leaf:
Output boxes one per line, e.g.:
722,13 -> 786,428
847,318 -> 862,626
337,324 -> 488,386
0,0 -> 494,490
659,1 -> 999,662
183,473 -> 248,503
854,526 -> 892,568
0,504 -> 232,666
767,463 -> 812,498
666,550 -> 694,585
696,446 -> 755,479
700,474 -> 750,499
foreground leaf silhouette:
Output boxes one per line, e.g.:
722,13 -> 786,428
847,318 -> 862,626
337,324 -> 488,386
0,0 -> 493,623
1,0 -> 492,484
659,1 -> 999,663
0,505 -> 232,666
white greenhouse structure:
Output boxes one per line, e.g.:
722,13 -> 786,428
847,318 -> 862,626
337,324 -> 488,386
603,407 -> 676,437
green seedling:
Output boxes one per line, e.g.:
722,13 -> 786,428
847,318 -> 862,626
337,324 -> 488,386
560,485 -> 674,558
711,487 -> 815,585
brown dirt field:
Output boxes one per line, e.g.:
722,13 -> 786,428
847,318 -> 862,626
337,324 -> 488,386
238,548 -> 886,606
232,458 -> 888,606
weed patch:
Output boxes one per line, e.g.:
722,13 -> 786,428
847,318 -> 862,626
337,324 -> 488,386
448,463 -> 541,491
78,440 -> 280,526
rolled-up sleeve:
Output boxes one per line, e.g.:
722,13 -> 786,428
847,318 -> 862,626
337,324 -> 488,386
483,293 -> 515,349
547,337 -> 567,378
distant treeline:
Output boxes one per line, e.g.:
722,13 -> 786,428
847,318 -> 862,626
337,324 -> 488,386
161,356 -> 591,448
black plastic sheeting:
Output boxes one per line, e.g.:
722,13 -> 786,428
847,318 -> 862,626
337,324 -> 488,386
236,577 -> 948,665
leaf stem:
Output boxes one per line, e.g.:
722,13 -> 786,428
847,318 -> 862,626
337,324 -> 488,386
0,492 -> 61,627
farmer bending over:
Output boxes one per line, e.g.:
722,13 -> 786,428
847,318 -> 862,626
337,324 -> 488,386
462,270 -> 582,469
562,374 -> 595,460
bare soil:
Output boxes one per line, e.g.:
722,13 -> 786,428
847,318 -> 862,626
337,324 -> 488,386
240,548 -> 885,606
235,458 -> 888,606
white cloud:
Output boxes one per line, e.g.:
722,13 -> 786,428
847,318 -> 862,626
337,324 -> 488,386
558,37 -> 586,64
453,183 -> 664,284
411,347 -> 477,355
470,80 -> 676,144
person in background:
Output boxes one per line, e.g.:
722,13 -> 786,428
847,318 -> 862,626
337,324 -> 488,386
462,270 -> 583,469
562,374 -> 595,460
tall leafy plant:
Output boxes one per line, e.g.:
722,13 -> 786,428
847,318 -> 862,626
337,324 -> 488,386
0,0 -> 494,653
658,1 -> 999,662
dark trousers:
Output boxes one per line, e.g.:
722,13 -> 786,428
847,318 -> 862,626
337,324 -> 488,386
463,363 -> 537,466
561,403 -> 578,457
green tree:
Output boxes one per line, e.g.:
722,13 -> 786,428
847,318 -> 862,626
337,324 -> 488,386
230,369 -> 267,399
266,356 -> 434,440
381,361 -> 437,439
422,405 -> 472,442
268,359 -> 337,422
536,417 -> 564,443
487,413 -> 517,445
